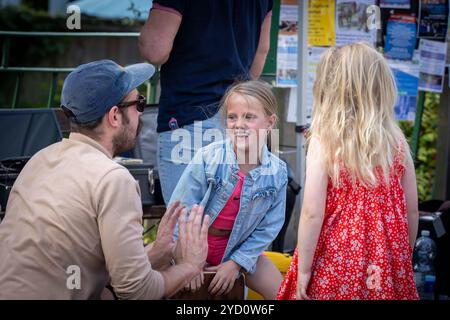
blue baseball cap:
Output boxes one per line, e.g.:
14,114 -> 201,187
61,59 -> 155,123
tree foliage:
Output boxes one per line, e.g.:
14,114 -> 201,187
398,92 -> 439,201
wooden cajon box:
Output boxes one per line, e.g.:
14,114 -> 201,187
172,272 -> 245,300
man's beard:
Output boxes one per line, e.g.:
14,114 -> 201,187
112,118 -> 143,156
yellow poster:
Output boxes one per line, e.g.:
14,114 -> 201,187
308,0 -> 335,46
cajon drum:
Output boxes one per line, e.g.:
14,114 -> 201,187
172,272 -> 245,300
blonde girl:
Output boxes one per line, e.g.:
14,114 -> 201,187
278,42 -> 419,300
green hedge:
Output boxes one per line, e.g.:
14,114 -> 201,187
399,92 -> 439,202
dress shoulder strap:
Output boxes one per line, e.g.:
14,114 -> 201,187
392,139 -> 407,178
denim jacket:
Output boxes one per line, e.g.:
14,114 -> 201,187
170,139 -> 287,274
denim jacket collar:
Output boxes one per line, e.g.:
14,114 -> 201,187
224,138 -> 271,180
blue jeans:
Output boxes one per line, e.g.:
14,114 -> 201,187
158,113 -> 224,205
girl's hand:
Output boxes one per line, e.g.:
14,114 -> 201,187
184,272 -> 204,292
205,260 -> 241,296
296,270 -> 311,300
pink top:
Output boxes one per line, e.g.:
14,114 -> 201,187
210,171 -> 245,230
206,171 -> 245,266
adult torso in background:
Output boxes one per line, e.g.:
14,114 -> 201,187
155,0 -> 273,132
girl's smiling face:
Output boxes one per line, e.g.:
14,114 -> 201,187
226,93 -> 275,162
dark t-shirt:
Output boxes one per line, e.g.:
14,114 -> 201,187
153,0 -> 273,132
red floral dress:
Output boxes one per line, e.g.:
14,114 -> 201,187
277,148 -> 419,300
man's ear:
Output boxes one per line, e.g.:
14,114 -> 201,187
107,106 -> 121,128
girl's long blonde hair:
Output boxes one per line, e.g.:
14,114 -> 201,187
310,42 -> 407,186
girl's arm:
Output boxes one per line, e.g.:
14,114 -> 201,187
297,136 -> 328,277
401,149 -> 419,249
170,148 -> 209,241
169,148 -> 210,292
169,148 -> 208,212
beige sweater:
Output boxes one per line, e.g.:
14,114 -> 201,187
0,133 -> 164,299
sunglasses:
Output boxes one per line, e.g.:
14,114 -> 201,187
117,95 -> 147,112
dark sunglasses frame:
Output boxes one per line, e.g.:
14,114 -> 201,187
117,95 -> 147,112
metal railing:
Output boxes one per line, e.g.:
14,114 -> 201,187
0,31 -> 159,109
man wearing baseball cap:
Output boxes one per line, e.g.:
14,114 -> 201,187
0,60 -> 209,299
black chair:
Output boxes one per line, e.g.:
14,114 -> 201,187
0,108 -> 63,216
271,162 -> 301,254
0,108 -> 63,160
130,104 -> 165,210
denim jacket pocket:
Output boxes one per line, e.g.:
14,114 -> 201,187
205,174 -> 229,202
251,187 -> 277,200
248,186 -> 277,215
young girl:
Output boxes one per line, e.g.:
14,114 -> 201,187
277,43 -> 419,300
170,80 -> 288,299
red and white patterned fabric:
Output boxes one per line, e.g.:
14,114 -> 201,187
277,147 -> 419,300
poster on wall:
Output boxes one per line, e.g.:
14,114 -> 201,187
418,39 -> 447,93
335,0 -> 377,46
308,0 -> 335,46
388,57 -> 419,121
418,0 -> 448,40
305,47 -> 328,121
287,47 -> 328,124
276,0 -> 298,87
446,3 -> 450,67
380,0 -> 410,9
384,14 -> 417,60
